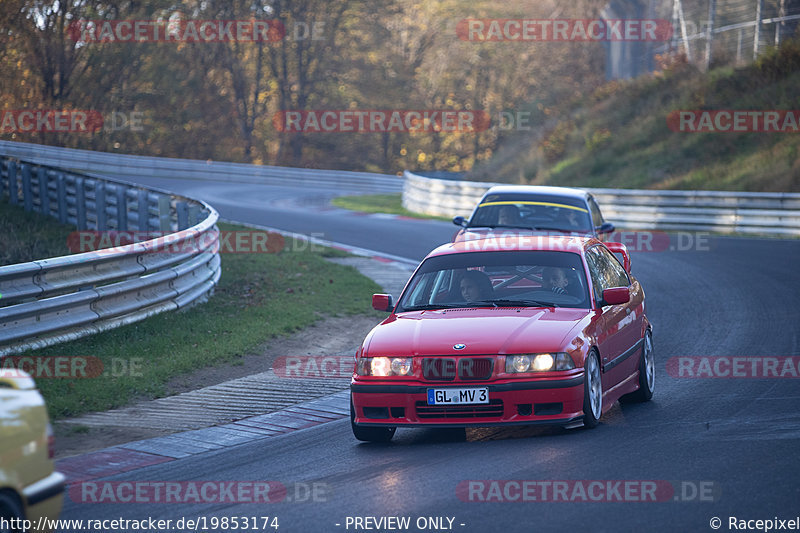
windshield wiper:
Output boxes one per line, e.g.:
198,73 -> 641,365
473,299 -> 560,308
402,303 -> 469,311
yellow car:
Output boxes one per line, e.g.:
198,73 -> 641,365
0,368 -> 65,533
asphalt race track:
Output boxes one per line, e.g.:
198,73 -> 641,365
60,178 -> 800,532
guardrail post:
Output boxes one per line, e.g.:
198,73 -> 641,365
38,167 -> 49,216
7,161 -> 17,204
116,185 -> 128,231
96,182 -> 107,229
776,0 -> 785,45
158,196 -> 172,232
176,201 -> 189,230
188,204 -> 202,226
76,177 -> 87,230
754,0 -> 764,59
57,171 -> 68,224
137,189 -> 149,231
704,0 -> 717,71
22,164 -> 33,211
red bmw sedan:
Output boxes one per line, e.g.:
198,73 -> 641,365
350,235 -> 653,442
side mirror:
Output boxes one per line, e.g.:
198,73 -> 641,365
453,216 -> 467,227
372,294 -> 394,312
602,287 -> 630,306
603,241 -> 631,273
597,222 -> 615,234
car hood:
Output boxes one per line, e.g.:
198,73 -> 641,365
366,307 -> 591,356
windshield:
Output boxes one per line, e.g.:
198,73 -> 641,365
467,195 -> 593,234
397,251 -> 590,312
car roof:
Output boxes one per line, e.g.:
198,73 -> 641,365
426,235 -> 600,258
481,185 -> 590,201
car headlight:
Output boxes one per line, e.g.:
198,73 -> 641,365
511,355 -> 530,373
390,358 -> 412,376
505,353 -> 574,373
357,357 -> 413,376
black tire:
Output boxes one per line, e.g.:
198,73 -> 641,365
0,492 -> 24,533
350,397 -> 396,443
582,351 -> 602,429
621,330 -> 655,403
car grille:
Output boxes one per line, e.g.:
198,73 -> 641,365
416,399 -> 504,419
458,358 -> 493,380
422,358 -> 456,381
421,357 -> 494,381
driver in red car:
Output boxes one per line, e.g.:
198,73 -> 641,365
460,270 -> 494,302
542,266 -> 570,295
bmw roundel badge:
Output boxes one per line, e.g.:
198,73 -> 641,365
453,343 -> 466,350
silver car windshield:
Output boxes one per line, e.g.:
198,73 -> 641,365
468,199 -> 593,234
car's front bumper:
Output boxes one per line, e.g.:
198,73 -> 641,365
351,374 -> 585,428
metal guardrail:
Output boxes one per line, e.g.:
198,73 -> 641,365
0,156 -> 221,356
402,171 -> 800,236
0,140 -> 403,194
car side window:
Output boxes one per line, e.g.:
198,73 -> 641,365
584,247 -> 607,301
587,196 -> 604,228
586,246 -> 629,301
595,246 -> 631,287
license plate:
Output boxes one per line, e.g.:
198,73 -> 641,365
427,387 -> 489,405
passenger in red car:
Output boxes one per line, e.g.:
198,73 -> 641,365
460,270 -> 494,302
542,266 -> 570,295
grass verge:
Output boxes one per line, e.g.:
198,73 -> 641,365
10,221 -> 383,420
331,193 -> 451,221
0,201 -> 74,265
465,40 -> 800,192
